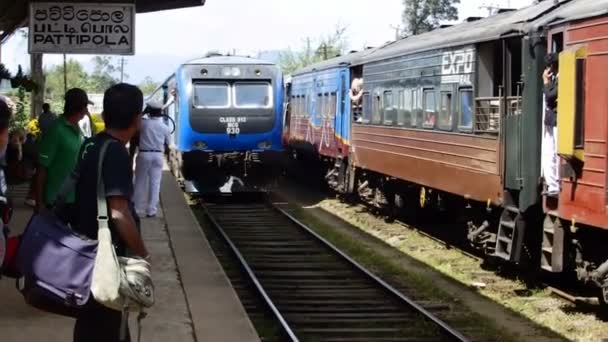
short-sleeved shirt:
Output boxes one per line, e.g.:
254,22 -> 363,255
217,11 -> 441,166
38,116 -> 83,205
78,114 -> 93,138
74,133 -> 137,256
38,111 -> 57,136
138,116 -> 171,151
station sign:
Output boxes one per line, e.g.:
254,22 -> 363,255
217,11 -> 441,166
28,2 -> 135,55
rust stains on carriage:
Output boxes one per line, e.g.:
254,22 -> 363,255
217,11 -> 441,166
557,16 -> 608,229
352,125 -> 503,204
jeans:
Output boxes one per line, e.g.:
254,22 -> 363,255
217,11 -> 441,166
73,299 -> 130,342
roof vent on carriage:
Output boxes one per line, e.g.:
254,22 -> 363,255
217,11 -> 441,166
464,16 -> 483,22
205,51 -> 223,58
497,8 -> 516,14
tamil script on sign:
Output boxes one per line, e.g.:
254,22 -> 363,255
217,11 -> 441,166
28,2 -> 135,55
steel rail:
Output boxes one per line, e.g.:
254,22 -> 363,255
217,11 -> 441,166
200,203 -> 300,342
272,204 -> 469,342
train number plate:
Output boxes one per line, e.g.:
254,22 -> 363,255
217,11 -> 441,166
220,117 -> 247,135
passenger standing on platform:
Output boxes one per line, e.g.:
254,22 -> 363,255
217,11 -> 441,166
133,102 -> 171,218
38,103 -> 57,137
79,111 -> 94,138
541,53 -> 559,197
34,88 -> 90,224
73,83 -> 149,342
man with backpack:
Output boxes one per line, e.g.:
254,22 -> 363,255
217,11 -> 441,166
72,83 -> 149,342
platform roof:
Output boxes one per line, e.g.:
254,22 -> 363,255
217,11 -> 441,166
0,0 -> 206,42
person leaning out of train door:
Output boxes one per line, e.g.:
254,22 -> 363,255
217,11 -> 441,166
133,101 -> 171,218
541,53 -> 559,197
350,78 -> 363,122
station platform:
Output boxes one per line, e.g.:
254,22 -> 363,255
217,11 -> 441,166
0,172 -> 259,342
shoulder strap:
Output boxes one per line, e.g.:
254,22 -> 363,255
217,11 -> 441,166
96,140 -> 113,232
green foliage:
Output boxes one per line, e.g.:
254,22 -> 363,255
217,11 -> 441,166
0,63 -> 11,80
43,57 -> 140,113
278,26 -> 348,75
89,56 -> 121,93
10,86 -> 30,132
139,76 -> 160,96
402,0 -> 460,35
11,65 -> 38,92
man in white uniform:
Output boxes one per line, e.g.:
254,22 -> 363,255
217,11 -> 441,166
133,102 -> 171,217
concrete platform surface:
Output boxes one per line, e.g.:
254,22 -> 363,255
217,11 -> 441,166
0,173 -> 259,342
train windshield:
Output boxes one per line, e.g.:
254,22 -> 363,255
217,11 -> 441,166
235,82 -> 272,108
193,82 -> 230,108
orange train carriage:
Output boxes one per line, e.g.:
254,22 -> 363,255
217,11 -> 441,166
541,6 -> 608,301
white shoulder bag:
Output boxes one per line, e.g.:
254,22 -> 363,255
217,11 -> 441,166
89,140 -> 155,340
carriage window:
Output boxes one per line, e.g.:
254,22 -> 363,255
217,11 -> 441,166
459,88 -> 473,130
329,92 -> 337,117
235,82 -> 271,108
316,94 -> 324,117
383,91 -> 393,108
372,92 -> 382,124
383,91 -> 395,125
397,90 -> 405,126
423,89 -> 436,128
193,82 -> 230,108
411,89 -> 420,127
439,92 -> 453,129
362,92 -> 371,123
574,58 -> 585,148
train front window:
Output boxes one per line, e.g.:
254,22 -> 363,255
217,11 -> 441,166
193,82 -> 230,108
235,82 -> 272,108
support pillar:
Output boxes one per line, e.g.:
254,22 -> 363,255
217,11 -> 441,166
30,53 -> 44,119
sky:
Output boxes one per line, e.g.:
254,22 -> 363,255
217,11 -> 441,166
0,0 -> 534,83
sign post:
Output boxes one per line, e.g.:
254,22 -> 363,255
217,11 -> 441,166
28,2 -> 135,55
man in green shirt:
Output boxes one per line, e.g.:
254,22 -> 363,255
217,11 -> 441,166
34,88 -> 91,224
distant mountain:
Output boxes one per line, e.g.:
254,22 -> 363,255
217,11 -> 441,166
122,53 -> 190,83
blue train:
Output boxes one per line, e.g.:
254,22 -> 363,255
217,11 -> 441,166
148,54 -> 285,193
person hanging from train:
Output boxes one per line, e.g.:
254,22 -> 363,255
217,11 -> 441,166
349,77 -> 363,122
132,101 -> 172,218
541,53 -> 559,197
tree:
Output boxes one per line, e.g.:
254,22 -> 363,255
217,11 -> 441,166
139,76 -> 160,96
44,59 -> 89,113
402,0 -> 459,36
279,26 -> 348,74
89,56 -> 120,93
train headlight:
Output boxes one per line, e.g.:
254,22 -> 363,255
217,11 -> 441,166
221,67 -> 241,77
193,141 -> 208,150
257,140 -> 271,150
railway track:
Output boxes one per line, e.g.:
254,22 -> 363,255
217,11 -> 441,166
199,195 -> 468,342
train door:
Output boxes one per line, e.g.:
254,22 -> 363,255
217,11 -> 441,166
337,69 -> 349,155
